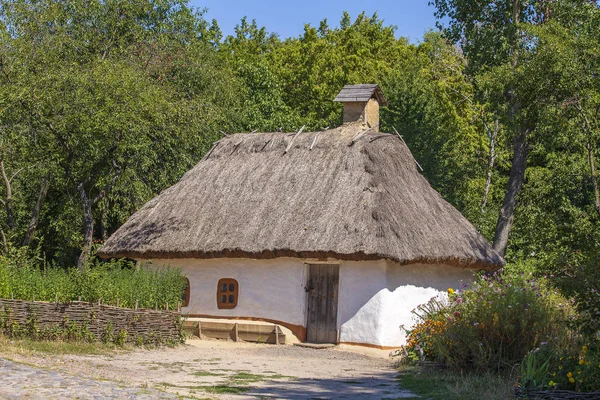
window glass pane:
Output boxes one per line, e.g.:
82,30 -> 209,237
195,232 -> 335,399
221,283 -> 228,292
221,294 -> 227,303
229,294 -> 235,303
229,283 -> 235,292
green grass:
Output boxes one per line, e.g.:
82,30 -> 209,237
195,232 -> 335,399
228,371 -> 297,383
229,372 -> 268,382
396,365 -> 516,400
190,371 -> 224,377
204,385 -> 250,394
159,382 -> 249,394
267,374 -> 298,381
0,335 -> 122,356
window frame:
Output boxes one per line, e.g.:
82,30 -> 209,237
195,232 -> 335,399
216,278 -> 239,309
182,277 -> 191,307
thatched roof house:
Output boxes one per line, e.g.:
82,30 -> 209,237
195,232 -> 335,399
100,84 -> 502,348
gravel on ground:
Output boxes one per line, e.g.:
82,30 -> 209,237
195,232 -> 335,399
0,338 -> 417,399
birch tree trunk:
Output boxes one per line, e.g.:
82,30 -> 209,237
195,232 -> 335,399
481,117 -> 498,214
0,161 -> 14,230
587,139 -> 600,218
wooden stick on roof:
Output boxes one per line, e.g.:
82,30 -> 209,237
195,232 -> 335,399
394,127 -> 423,171
349,124 -> 379,146
284,125 -> 305,154
310,127 -> 329,150
202,139 -> 222,161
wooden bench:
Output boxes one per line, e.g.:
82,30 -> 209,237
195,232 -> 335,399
183,320 -> 285,344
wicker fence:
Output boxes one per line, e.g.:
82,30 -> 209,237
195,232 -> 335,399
514,385 -> 600,400
0,298 -> 182,345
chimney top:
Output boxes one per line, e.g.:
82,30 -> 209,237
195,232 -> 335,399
334,84 -> 387,131
333,84 -> 388,106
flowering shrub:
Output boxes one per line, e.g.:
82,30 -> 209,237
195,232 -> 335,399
405,298 -> 447,360
406,270 -> 575,372
546,344 -> 600,392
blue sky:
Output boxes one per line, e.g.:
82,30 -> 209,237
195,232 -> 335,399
190,1 -> 440,43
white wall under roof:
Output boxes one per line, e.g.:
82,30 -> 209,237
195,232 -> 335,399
145,257 -> 308,327
143,257 -> 475,347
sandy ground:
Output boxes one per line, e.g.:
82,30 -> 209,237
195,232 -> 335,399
1,339 -> 416,399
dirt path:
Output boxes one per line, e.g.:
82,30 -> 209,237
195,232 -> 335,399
1,339 -> 416,399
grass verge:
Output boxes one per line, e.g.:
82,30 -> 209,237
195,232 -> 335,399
396,364 -> 517,400
0,334 -> 123,356
159,382 -> 249,394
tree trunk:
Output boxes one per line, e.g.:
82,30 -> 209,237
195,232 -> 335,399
100,208 -> 108,241
587,141 -> 600,218
0,161 -> 14,230
579,108 -> 600,218
76,165 -> 121,269
0,226 -> 7,254
492,130 -> 528,257
481,117 -> 498,214
493,0 -> 524,258
77,182 -> 94,270
23,174 -> 50,247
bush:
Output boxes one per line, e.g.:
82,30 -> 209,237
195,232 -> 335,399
0,252 -> 187,310
545,343 -> 600,392
407,270 -> 575,372
555,256 -> 600,342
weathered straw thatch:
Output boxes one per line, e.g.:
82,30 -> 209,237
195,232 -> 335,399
99,122 -> 503,270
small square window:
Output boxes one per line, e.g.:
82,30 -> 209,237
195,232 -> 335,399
217,278 -> 238,309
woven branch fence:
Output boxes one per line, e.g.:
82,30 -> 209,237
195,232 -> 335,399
0,298 -> 182,345
514,385 -> 600,399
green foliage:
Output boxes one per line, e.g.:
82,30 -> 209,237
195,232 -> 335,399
517,342 -> 600,393
545,344 -> 600,392
0,252 -> 187,309
519,351 -> 550,390
397,365 -> 515,400
0,0 -> 240,265
407,270 -> 575,372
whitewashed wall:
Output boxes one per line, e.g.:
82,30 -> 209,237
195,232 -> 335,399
145,258 -> 308,327
337,260 -> 388,345
144,257 -> 475,348
338,261 -> 475,347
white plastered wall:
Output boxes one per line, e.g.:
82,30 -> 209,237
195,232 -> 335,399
144,258 -> 308,327
338,261 -> 475,347
337,260 -> 388,345
143,257 -> 475,348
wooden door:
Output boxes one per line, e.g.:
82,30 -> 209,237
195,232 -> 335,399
306,264 -> 339,343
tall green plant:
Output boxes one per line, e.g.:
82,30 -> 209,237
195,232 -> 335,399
408,270 -> 575,372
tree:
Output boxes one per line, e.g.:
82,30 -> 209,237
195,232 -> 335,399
270,12 -> 412,129
431,0 -> 582,257
0,0 -> 240,266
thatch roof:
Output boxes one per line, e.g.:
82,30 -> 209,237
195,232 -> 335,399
334,84 -> 388,106
99,122 -> 503,270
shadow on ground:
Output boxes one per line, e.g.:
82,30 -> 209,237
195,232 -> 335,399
241,371 -> 416,399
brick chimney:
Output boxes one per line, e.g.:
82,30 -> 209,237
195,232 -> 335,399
333,84 -> 388,132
